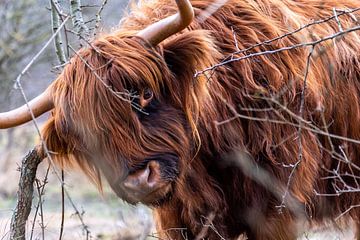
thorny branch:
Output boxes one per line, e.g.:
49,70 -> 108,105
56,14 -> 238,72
277,45 -> 315,211
195,23 -> 360,77
203,7 -> 360,220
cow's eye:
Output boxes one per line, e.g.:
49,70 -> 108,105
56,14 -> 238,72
139,88 -> 153,108
143,88 -> 153,100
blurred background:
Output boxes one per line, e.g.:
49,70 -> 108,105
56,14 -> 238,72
0,0 -> 154,239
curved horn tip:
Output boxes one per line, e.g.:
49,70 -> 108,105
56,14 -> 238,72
0,87 -> 54,129
137,0 -> 194,45
176,0 -> 195,25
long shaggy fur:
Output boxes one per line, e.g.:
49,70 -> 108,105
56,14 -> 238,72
41,0 -> 360,239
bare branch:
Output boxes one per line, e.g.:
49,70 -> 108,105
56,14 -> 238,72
195,22 -> 360,77
10,147 -> 44,240
94,0 -> 109,36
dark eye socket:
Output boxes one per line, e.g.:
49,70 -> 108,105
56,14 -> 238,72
143,88 -> 153,100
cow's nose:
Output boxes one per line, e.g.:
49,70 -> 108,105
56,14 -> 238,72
123,160 -> 161,195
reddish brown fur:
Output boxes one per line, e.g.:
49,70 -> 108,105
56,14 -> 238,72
40,0 -> 360,239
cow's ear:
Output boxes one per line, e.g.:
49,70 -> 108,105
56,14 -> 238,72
163,30 -> 221,82
162,30 -> 221,137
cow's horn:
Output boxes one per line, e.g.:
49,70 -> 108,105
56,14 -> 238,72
137,0 -> 194,45
0,87 -> 54,129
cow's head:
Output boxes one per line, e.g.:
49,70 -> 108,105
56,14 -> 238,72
0,0 -> 221,206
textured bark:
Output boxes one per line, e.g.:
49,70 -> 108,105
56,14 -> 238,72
50,0 -> 66,65
10,146 -> 44,240
70,0 -> 89,37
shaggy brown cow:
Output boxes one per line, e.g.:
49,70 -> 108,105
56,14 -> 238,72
1,0 -> 360,239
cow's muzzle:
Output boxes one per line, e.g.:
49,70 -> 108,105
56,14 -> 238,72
115,153 -> 179,205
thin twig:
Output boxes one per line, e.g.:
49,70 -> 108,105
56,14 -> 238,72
14,16 -> 70,88
335,204 -> 360,221
30,165 -> 50,240
59,170 -> 65,240
35,179 -> 45,240
221,7 -> 360,62
277,45 -> 315,210
195,23 -> 360,77
94,0 -> 109,36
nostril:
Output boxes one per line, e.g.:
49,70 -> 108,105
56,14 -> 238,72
123,166 -> 149,190
139,165 -> 150,185
123,161 -> 161,191
146,161 -> 161,186
121,159 -> 174,204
